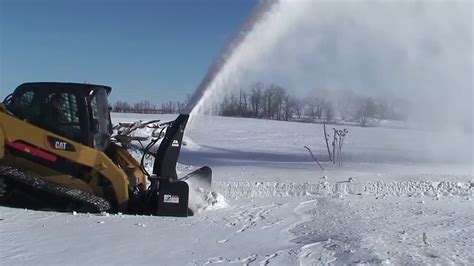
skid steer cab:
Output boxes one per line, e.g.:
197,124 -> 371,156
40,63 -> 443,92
0,82 -> 211,217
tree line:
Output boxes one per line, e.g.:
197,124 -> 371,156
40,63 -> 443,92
112,100 -> 186,114
111,82 -> 411,127
214,83 -> 411,127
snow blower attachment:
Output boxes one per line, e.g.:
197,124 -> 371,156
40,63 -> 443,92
146,114 -> 211,217
0,82 -> 211,217
113,114 -> 212,216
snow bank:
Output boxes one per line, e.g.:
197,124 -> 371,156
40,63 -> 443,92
215,180 -> 473,199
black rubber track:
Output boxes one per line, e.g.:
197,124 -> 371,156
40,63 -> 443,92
0,166 -> 110,213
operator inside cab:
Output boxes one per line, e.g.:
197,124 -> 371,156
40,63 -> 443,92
45,93 -> 80,141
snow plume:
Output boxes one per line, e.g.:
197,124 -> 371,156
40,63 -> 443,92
184,0 -> 276,116
188,0 -> 472,132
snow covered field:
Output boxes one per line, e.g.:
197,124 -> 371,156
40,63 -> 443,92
1,113 -> 472,265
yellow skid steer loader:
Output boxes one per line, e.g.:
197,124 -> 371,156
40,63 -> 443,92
0,82 -> 211,217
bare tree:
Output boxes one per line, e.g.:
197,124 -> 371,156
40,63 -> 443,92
271,85 -> 286,120
305,91 -> 327,122
176,101 -> 185,113
113,101 -> 132,112
161,101 -> 177,114
293,98 -> 303,119
305,97 -> 319,122
239,90 -> 248,117
262,86 -> 274,119
356,97 -> 377,127
283,95 -> 297,121
250,83 -> 264,118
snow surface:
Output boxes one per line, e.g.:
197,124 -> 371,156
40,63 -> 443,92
1,113 -> 472,265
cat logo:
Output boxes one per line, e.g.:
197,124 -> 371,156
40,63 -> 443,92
55,141 -> 67,150
47,136 -> 76,152
172,140 -> 180,147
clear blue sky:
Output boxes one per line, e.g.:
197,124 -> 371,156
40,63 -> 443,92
0,0 -> 256,104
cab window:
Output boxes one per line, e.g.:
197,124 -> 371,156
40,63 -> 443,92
10,90 -> 38,122
89,88 -> 111,150
43,92 -> 81,142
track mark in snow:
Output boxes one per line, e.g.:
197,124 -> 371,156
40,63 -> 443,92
204,254 -> 257,265
288,195 -> 474,265
230,254 -> 257,265
227,203 -> 286,234
204,257 -> 228,264
259,252 -> 279,266
236,225 -> 249,233
261,218 -> 283,229
290,198 -> 383,265
299,241 -> 337,265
